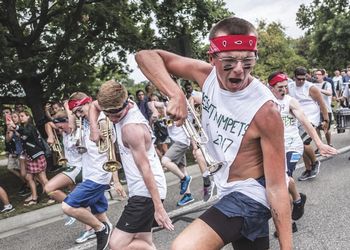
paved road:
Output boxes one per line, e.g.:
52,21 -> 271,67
0,130 -> 349,250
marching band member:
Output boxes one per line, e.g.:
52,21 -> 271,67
62,92 -> 125,250
89,80 -> 173,250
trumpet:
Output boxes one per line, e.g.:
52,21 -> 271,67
98,117 -> 122,172
182,98 -> 223,175
51,129 -> 68,166
74,117 -> 87,154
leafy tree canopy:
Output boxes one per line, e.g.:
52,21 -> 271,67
296,0 -> 350,70
254,20 -> 308,81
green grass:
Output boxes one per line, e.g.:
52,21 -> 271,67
0,166 -> 60,220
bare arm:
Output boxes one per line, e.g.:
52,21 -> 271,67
289,98 -> 337,156
45,121 -> 57,145
256,102 -> 292,250
122,123 -> 174,231
111,171 -> 127,198
309,86 -> 329,132
135,50 -> 211,124
88,100 -> 102,142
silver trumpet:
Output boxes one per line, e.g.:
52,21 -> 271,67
51,129 -> 68,166
182,98 -> 223,175
74,117 -> 87,154
98,117 -> 122,172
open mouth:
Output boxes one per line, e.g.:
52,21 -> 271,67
229,78 -> 242,84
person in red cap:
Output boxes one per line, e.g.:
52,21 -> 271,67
267,71 -> 337,237
62,92 -> 125,250
136,16 -> 291,250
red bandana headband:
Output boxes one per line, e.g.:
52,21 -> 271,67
208,35 -> 257,54
268,73 -> 288,86
68,97 -> 92,110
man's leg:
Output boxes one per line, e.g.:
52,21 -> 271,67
44,173 -> 73,202
62,202 -> 104,231
172,219 -> 224,250
110,229 -> 155,250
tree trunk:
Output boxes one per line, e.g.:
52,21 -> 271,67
20,78 -> 47,135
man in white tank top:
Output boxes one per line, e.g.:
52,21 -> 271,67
288,67 -> 329,181
89,80 -> 174,250
136,16 -> 292,250
268,71 -> 337,236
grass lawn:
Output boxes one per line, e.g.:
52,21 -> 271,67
0,165 -> 59,220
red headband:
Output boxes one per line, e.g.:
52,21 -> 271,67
68,97 -> 92,110
268,73 -> 288,86
208,35 -> 257,54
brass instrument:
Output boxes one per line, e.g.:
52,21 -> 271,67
51,129 -> 68,166
182,98 -> 223,175
75,117 -> 87,154
98,117 -> 122,172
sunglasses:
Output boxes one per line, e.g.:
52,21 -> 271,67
102,100 -> 129,114
296,77 -> 306,81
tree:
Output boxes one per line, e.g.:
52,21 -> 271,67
151,0 -> 232,57
0,0 -> 154,126
296,0 -> 350,71
254,20 -> 308,80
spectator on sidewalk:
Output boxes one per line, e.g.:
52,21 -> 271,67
5,111 -> 29,196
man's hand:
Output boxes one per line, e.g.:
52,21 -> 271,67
166,94 -> 188,126
89,127 -> 101,143
47,136 -> 55,145
113,181 -> 127,199
154,206 -> 174,231
322,120 -> 329,133
318,143 -> 338,157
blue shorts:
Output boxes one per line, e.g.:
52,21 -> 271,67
64,179 -> 109,214
286,151 -> 302,177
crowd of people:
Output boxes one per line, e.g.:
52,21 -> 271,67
0,16 -> 349,250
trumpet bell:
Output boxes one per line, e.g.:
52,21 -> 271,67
102,161 -> 122,172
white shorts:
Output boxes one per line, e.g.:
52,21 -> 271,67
62,165 -> 83,184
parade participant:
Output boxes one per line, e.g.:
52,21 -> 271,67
62,92 -> 125,250
44,109 -> 82,226
268,71 -> 337,235
0,186 -> 15,213
136,16 -> 292,250
89,80 -> 173,250
288,67 -> 329,181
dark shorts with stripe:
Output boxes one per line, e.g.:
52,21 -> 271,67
199,178 -> 271,249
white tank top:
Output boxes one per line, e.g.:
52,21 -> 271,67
276,95 -> 303,154
62,132 -> 83,169
114,103 -> 167,199
82,113 -> 112,185
288,81 -> 320,126
202,68 -> 276,208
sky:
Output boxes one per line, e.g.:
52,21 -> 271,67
128,0 -> 313,83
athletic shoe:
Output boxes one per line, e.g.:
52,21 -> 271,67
203,181 -> 215,202
95,222 -> 112,250
1,204 -> 15,213
180,176 -> 192,195
274,222 -> 298,238
18,184 -> 31,197
311,160 -> 321,176
298,170 -> 315,181
64,216 -> 76,226
177,193 -> 194,206
292,193 -> 307,221
75,229 -> 96,244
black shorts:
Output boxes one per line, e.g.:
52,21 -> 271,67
116,196 -> 160,233
199,206 -> 269,250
